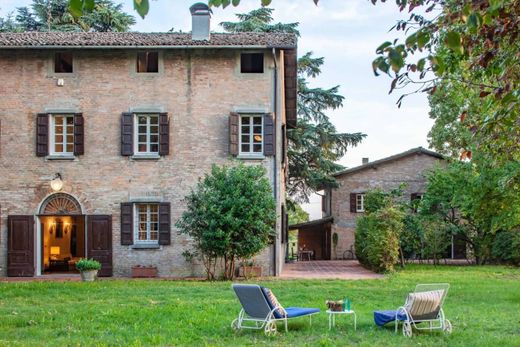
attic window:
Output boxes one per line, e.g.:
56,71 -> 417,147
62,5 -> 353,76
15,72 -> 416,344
54,52 -> 73,73
137,52 -> 159,73
241,53 -> 264,73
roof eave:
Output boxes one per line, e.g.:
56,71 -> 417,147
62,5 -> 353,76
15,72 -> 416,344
0,44 -> 296,50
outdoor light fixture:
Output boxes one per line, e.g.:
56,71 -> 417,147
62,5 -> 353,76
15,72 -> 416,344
50,173 -> 63,192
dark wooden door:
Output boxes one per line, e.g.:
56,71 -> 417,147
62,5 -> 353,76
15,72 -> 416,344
87,215 -> 113,277
7,215 -> 35,277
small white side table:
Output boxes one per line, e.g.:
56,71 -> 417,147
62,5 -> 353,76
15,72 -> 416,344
327,309 -> 357,331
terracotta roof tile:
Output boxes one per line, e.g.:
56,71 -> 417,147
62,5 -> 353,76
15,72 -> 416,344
0,32 -> 297,49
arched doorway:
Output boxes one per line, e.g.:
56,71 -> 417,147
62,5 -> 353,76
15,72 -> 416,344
38,193 -> 85,274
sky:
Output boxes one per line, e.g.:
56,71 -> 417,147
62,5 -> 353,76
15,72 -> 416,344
0,0 -> 435,219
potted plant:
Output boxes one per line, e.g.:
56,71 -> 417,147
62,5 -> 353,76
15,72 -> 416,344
131,265 -> 158,278
76,258 -> 101,282
239,260 -> 262,278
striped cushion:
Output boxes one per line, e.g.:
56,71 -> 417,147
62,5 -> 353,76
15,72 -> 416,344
405,290 -> 444,317
262,288 -> 287,318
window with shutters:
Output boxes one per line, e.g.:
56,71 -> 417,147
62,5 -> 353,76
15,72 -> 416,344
239,115 -> 263,156
135,114 -> 159,154
135,203 -> 159,244
136,51 -> 159,73
50,115 -> 74,156
356,193 -> 365,213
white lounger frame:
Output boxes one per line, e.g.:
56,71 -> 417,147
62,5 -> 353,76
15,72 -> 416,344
231,306 -> 318,336
394,283 -> 452,337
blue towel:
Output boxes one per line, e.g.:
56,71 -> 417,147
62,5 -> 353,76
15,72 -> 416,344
374,310 -> 407,327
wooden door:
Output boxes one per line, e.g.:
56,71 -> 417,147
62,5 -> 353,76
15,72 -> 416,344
87,215 -> 113,277
7,215 -> 35,277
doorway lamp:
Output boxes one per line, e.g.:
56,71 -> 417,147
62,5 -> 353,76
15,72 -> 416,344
50,173 -> 63,192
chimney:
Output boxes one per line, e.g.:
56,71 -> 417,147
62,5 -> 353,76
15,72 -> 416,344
190,3 -> 212,41
362,157 -> 369,165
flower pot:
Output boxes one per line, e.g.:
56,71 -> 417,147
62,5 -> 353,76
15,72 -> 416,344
80,270 -> 98,282
132,266 -> 158,278
240,266 -> 262,278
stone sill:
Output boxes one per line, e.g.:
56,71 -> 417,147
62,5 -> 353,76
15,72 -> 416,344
131,244 -> 161,250
46,155 -> 76,161
237,155 -> 266,160
131,154 -> 161,161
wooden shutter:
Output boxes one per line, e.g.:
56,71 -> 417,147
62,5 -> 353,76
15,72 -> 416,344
120,202 -> 133,245
158,202 -> 171,245
121,112 -> 134,156
263,113 -> 275,156
159,112 -> 169,156
229,113 -> 239,156
73,113 -> 84,156
87,215 -> 113,277
350,193 -> 357,213
7,215 -> 34,277
284,49 -> 298,128
36,113 -> 49,157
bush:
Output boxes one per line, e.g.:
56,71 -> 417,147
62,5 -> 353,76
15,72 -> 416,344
355,204 -> 404,273
176,163 -> 276,280
76,258 -> 101,272
422,219 -> 451,264
401,214 -> 424,259
492,231 -> 520,265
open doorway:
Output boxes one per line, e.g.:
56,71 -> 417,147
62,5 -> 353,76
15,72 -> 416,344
40,215 -> 85,274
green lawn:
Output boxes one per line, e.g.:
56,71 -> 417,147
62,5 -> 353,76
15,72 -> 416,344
1,265 -> 519,346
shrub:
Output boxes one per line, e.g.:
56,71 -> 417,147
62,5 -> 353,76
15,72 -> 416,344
422,219 -> 451,264
176,163 -> 276,280
401,214 -> 424,259
76,258 -> 101,272
355,202 -> 404,273
492,231 -> 520,265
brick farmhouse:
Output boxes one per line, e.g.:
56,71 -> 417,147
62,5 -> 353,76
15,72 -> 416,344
0,6 -> 297,277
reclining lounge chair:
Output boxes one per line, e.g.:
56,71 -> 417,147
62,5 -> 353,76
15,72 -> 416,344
231,284 -> 320,335
374,283 -> 453,337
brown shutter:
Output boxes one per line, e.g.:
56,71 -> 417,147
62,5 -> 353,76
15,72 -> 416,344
350,193 -> 357,213
284,49 -> 298,128
120,203 -> 133,245
411,193 -> 418,201
73,113 -> 84,156
159,112 -> 169,156
263,113 -> 275,156
229,112 -> 239,156
87,215 -> 113,277
158,202 -> 171,245
121,112 -> 134,156
7,215 -> 34,277
36,113 -> 49,157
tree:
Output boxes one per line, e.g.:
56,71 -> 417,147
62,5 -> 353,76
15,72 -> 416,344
222,8 -> 365,202
287,202 -> 309,225
6,0 -> 134,33
371,0 -> 519,164
176,164 -> 276,280
0,11 -> 21,32
420,161 -> 520,264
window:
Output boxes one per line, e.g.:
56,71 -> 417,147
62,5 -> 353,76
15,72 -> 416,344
239,115 -> 263,155
54,52 -> 73,73
50,115 -> 74,155
356,193 -> 365,213
135,114 -> 159,154
241,53 -> 264,73
135,204 -> 159,244
136,51 -> 159,73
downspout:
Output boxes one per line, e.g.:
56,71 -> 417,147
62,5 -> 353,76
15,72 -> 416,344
271,48 -> 278,276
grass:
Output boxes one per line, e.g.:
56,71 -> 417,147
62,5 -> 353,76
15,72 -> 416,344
0,265 -> 519,346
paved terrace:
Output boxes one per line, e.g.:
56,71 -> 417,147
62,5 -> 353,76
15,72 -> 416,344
280,260 -> 384,280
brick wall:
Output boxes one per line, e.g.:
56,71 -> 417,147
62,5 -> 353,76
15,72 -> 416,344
0,48 -> 284,277
330,153 -> 443,259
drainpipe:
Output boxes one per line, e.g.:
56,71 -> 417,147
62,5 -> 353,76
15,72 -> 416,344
271,48 -> 278,276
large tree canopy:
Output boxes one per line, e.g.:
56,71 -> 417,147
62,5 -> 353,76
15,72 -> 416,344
222,8 -> 365,202
2,0 -> 135,32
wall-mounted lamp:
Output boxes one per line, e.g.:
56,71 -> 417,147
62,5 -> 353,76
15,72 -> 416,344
50,173 -> 63,192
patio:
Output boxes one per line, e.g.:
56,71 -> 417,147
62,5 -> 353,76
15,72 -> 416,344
280,260 -> 384,280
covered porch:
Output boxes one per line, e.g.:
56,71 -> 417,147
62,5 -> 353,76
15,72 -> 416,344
288,217 -> 333,261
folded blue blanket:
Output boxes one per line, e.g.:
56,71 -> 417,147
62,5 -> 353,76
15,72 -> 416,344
374,310 -> 407,327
